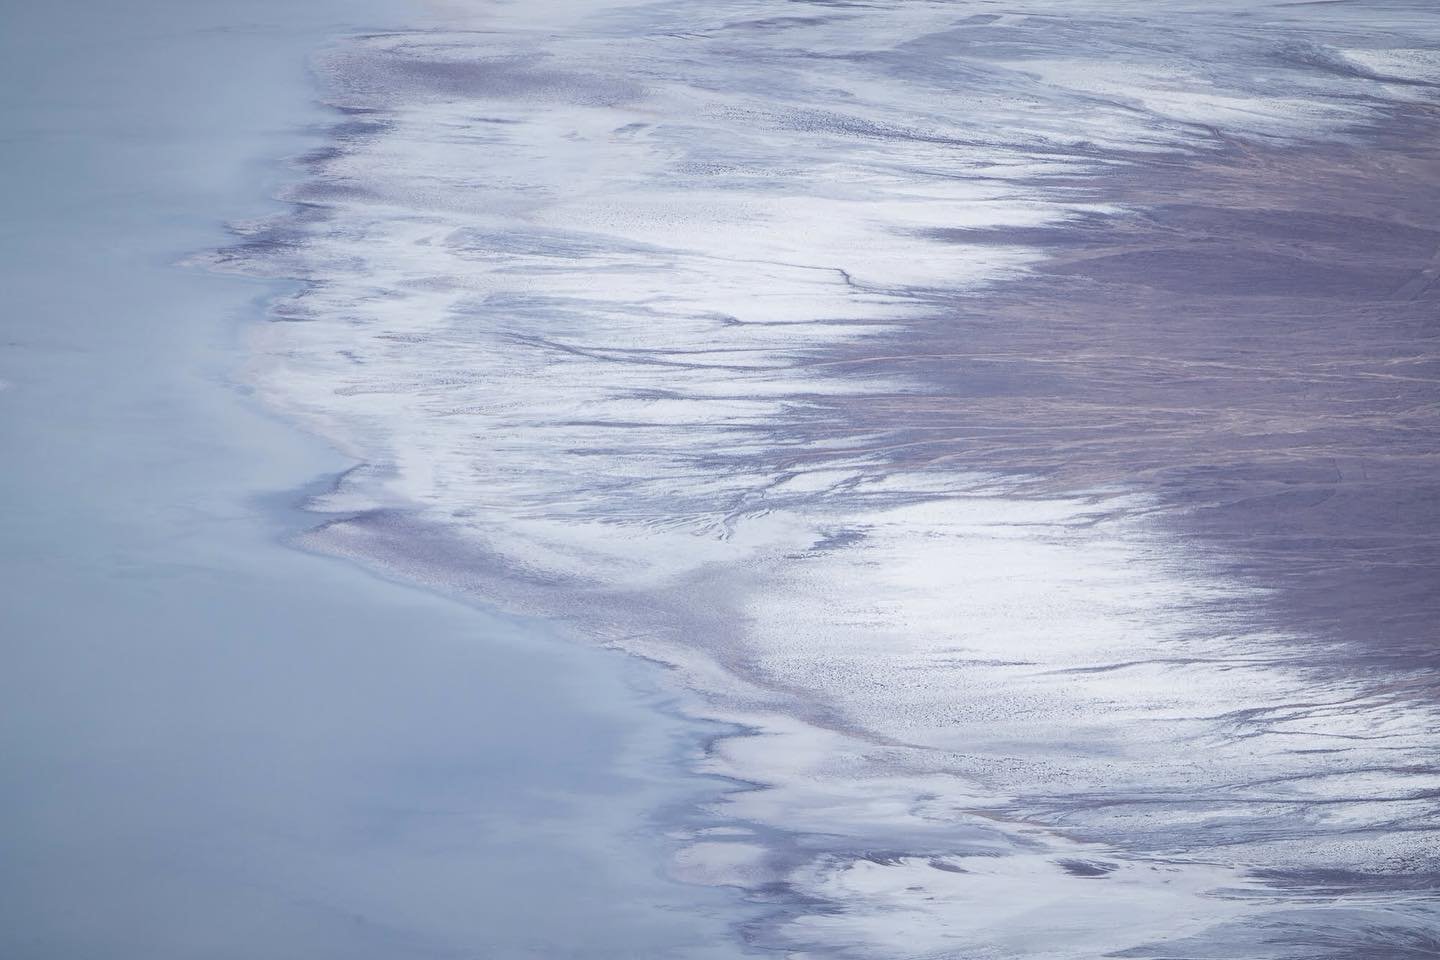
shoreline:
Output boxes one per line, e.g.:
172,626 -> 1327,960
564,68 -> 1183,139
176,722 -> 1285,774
0,2 -> 767,956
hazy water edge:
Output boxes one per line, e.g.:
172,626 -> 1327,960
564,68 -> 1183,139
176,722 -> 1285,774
0,2 -> 763,958
217,1 -> 1440,957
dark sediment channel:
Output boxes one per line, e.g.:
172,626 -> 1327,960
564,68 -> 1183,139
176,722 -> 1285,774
851,104 -> 1440,692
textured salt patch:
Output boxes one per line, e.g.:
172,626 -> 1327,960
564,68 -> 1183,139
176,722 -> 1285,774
1343,46 -> 1440,85
784,852 -> 1259,960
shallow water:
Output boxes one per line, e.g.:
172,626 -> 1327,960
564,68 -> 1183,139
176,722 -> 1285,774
218,1 -> 1440,957
0,2 -> 758,958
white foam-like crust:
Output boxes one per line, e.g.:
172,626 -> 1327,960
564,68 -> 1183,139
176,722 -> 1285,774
224,1 -> 1440,955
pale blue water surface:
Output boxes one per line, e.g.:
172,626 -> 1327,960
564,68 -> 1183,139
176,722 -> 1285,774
0,2 -> 758,957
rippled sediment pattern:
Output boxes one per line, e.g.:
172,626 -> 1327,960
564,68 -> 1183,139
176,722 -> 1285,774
215,1 -> 1440,956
